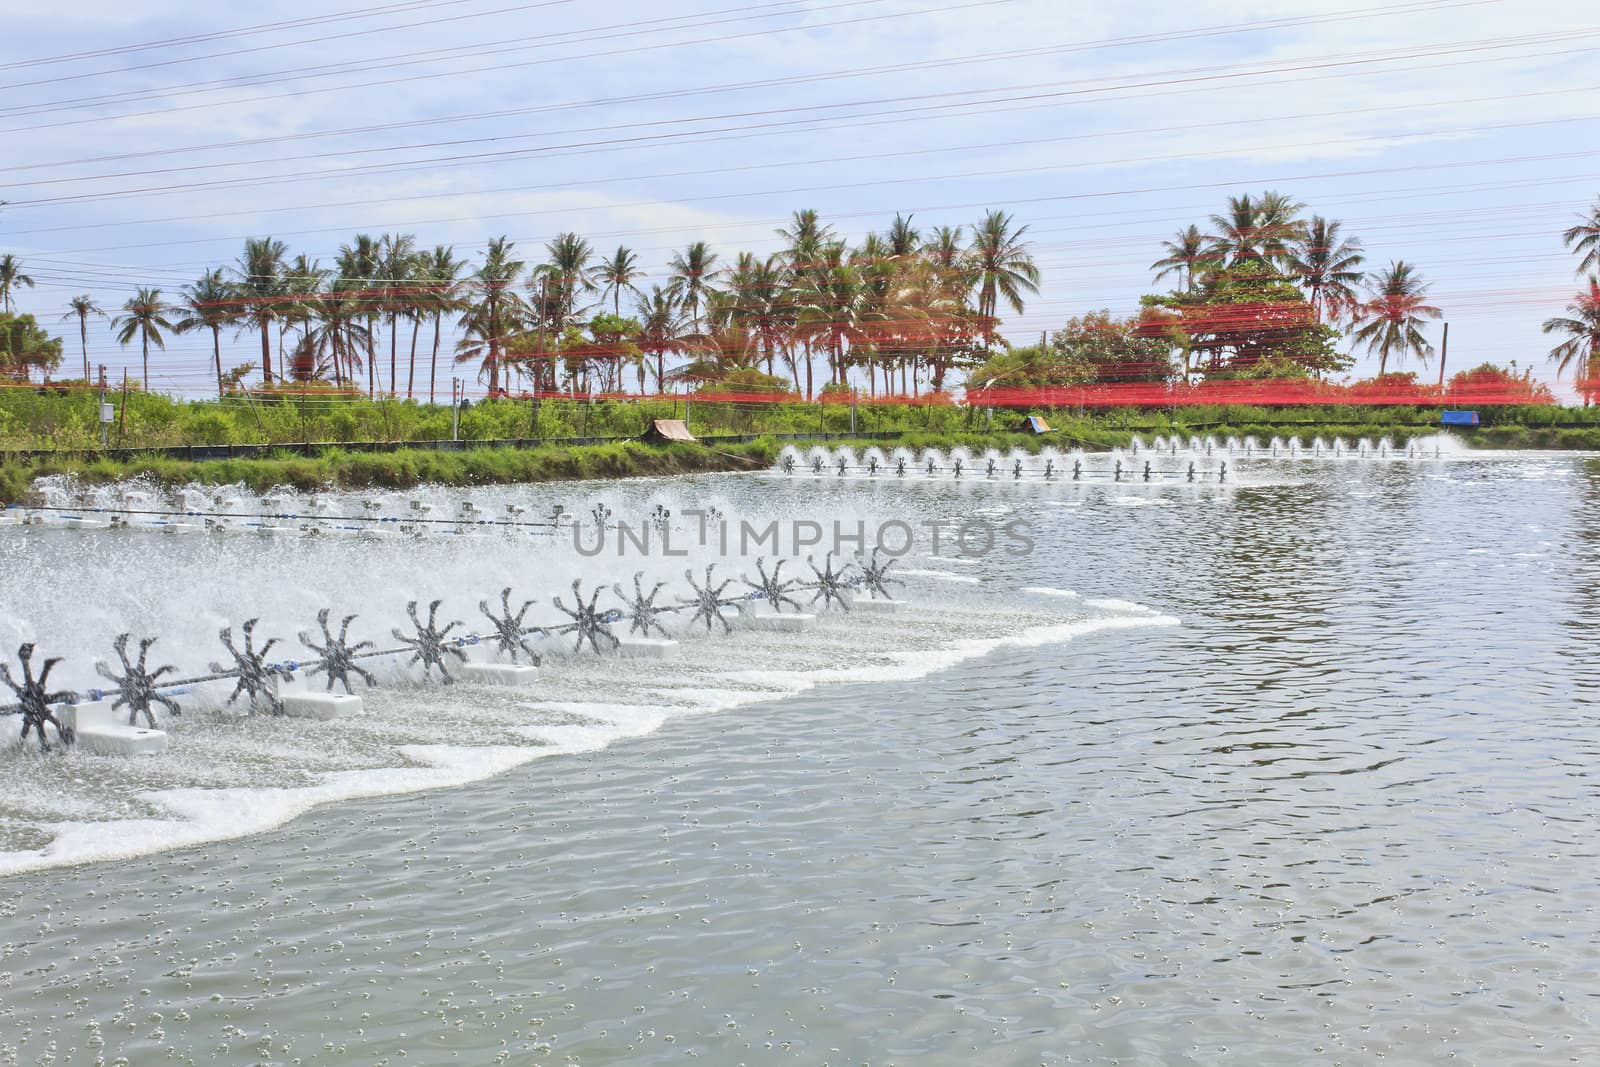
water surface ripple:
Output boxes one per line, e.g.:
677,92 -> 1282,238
2,455 -> 1598,1064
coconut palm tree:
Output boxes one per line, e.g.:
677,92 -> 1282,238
0,254 -> 35,313
635,285 -> 685,393
60,295 -> 105,381
536,232 -> 596,332
231,237 -> 287,384
377,233 -> 417,396
284,254 -> 327,363
1543,277 -> 1600,404
967,209 -> 1040,353
1563,197 -> 1600,276
1351,261 -> 1442,375
335,234 -> 381,392
886,213 -> 921,259
1286,216 -> 1366,323
172,269 -> 234,396
668,240 -> 719,335
1150,225 -> 1211,292
460,236 -> 525,395
1207,191 -> 1304,266
419,245 -> 466,403
595,244 -> 643,317
111,287 -> 174,389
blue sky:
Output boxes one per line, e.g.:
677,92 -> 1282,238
2,0 -> 1596,396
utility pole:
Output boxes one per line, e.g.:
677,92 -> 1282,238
1436,321 -> 1450,391
97,364 -> 109,448
451,378 -> 461,440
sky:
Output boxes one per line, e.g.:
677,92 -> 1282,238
1,0 -> 1597,397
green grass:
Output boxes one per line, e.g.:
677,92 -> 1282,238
0,439 -> 782,504
5,388 -> 1598,504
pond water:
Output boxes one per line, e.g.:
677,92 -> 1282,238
1,450 -> 1597,1064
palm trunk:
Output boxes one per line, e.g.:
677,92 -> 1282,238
430,313 -> 441,404
657,352 -> 665,394
142,334 -> 149,389
80,317 -> 89,381
212,326 -> 223,396
259,321 -> 273,383
407,317 -> 420,398
389,315 -> 397,398
367,315 -> 378,397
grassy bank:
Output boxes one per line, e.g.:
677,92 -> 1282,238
0,439 -> 782,504
7,387 -> 1599,454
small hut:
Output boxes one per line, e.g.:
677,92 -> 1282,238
1019,415 -> 1052,434
643,419 -> 697,443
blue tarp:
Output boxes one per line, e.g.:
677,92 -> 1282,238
1441,410 -> 1480,426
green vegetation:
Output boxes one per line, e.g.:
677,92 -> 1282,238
0,439 -> 783,505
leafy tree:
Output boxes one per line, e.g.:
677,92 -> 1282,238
60,295 -> 105,381
1351,261 -> 1442,375
111,287 -> 174,388
1447,362 -> 1552,402
1543,277 -> 1600,404
1143,257 -> 1345,378
0,313 -> 63,379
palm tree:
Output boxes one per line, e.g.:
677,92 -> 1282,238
1286,216 -> 1365,323
886,213 -> 921,259
60,295 -> 105,381
1150,225 -> 1211,292
967,209 -> 1040,352
635,285 -> 685,393
172,269 -> 234,396
1563,197 -> 1600,276
1543,277 -> 1600,404
111,287 -> 174,389
595,245 -> 643,317
377,233 -> 418,397
537,231 -> 596,329
419,245 -> 466,403
0,254 -> 34,313
231,237 -> 287,384
461,236 -> 525,395
668,241 -> 719,335
284,254 -> 327,364
336,234 -> 381,392
1351,261 -> 1442,375
1207,191 -> 1304,266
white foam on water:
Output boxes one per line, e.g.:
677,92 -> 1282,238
898,569 -> 981,583
1084,597 -> 1161,614
0,745 -> 542,877
1023,586 -> 1081,599
0,607 -> 1176,878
